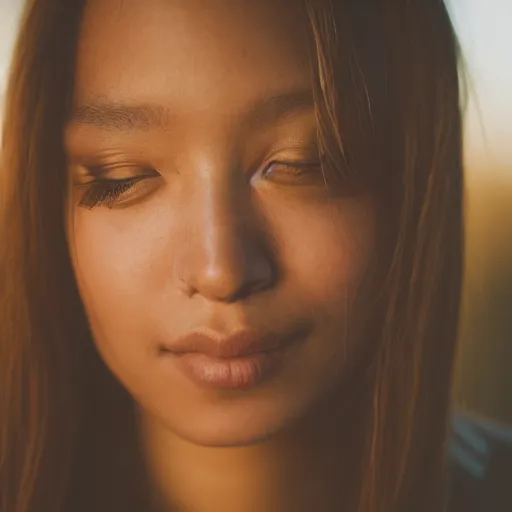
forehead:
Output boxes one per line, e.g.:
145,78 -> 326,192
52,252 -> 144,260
74,0 -> 312,115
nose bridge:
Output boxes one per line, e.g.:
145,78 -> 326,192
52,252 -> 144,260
179,156 -> 274,302
201,170 -> 249,266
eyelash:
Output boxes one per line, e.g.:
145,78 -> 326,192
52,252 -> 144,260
77,160 -> 323,210
78,176 -> 150,209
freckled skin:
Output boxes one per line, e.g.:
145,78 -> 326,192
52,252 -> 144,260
66,0 -> 375,448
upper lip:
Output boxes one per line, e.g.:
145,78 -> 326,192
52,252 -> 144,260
163,329 -> 293,359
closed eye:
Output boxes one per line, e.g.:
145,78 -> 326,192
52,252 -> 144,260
77,175 -> 159,209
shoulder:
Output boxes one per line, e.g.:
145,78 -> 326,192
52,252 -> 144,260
447,409 -> 512,512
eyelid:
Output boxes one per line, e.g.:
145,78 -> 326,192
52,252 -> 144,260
75,175 -> 143,189
74,163 -> 159,183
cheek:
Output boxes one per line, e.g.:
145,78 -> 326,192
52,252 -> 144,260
69,206 -> 162,292
68,207 -> 175,388
67,208 -> 163,346
274,198 -> 375,304
269,198 -> 376,401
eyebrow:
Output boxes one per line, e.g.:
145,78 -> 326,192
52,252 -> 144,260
69,88 -> 314,131
70,101 -> 170,131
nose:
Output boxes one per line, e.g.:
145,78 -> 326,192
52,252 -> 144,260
176,177 -> 276,303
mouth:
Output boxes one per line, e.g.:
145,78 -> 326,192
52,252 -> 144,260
159,326 -> 305,390
161,329 -> 294,358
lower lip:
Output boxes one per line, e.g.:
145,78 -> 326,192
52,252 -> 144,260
168,349 -> 287,390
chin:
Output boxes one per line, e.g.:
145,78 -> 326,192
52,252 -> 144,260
153,393 -> 309,447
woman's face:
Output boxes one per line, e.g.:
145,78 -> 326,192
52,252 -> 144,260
66,0 -> 375,446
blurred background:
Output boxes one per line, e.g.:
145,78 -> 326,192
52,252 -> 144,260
446,0 -> 512,425
0,0 -> 511,423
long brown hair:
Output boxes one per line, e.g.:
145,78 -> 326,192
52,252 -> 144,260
0,0 -> 464,511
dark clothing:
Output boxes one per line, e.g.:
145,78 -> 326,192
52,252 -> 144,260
448,411 -> 512,511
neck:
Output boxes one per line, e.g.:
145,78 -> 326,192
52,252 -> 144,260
138,391 -> 367,512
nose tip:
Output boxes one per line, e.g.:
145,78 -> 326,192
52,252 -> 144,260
180,250 -> 275,302
199,257 -> 274,301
